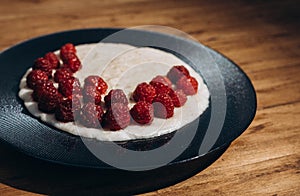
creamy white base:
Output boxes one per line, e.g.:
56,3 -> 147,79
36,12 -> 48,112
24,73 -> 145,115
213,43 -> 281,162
19,43 -> 210,141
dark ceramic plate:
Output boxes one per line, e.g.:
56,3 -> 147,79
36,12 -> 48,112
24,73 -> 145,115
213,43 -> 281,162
0,28 -> 256,194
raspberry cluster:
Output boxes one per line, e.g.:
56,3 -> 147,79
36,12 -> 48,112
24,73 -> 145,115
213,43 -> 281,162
26,43 -> 199,131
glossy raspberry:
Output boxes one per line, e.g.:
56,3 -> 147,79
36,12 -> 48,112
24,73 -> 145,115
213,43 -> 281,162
169,89 -> 187,107
33,57 -> 53,77
102,103 -> 130,131
130,101 -> 154,124
104,89 -> 128,108
55,97 -> 81,122
84,76 -> 108,95
81,102 -> 104,128
167,65 -> 190,83
61,53 -> 81,73
60,43 -> 76,59
32,80 -> 55,102
153,93 -> 174,119
176,76 -> 198,95
83,85 -> 102,105
150,81 -> 171,95
38,88 -> 62,113
44,52 -> 60,69
26,69 -> 49,89
58,77 -> 82,97
132,82 -> 157,103
54,68 -> 73,83
151,75 -> 172,88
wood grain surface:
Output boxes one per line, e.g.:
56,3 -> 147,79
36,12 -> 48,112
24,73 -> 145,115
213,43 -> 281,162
1,0 -> 300,195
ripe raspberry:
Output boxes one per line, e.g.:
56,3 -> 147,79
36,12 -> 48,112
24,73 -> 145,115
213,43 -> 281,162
151,75 -> 172,88
58,77 -> 82,97
81,102 -> 104,128
44,52 -> 60,69
38,88 -> 62,113
104,89 -> 128,108
130,101 -> 154,124
150,81 -> 171,95
60,43 -> 76,59
26,69 -> 49,89
55,97 -> 81,122
83,85 -> 102,105
167,65 -> 190,83
132,82 -> 156,103
54,68 -> 73,83
176,76 -> 198,95
169,89 -> 187,107
102,103 -> 130,131
153,93 -> 174,119
33,57 -> 53,77
84,75 -> 108,95
32,80 -> 55,102
61,53 -> 81,72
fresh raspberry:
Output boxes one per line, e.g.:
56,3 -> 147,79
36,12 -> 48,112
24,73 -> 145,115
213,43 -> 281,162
153,93 -> 174,119
167,65 -> 190,83
54,68 -> 73,83
84,75 -> 108,95
32,80 -> 55,102
130,101 -> 154,124
61,53 -> 81,73
104,89 -> 128,108
44,52 -> 60,69
132,82 -> 157,103
58,77 -> 82,97
38,88 -> 62,113
81,102 -> 104,128
150,81 -> 171,95
151,75 -> 172,88
55,97 -> 81,122
169,89 -> 187,107
176,76 -> 198,95
26,69 -> 49,89
83,85 -> 102,105
60,43 -> 77,59
102,103 -> 130,131
33,57 -> 54,77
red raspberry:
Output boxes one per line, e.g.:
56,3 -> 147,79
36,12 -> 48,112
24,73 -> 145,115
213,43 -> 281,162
167,65 -> 190,83
55,97 -> 81,122
84,76 -> 108,95
33,57 -> 53,77
54,68 -> 73,83
176,76 -> 198,95
150,81 -> 171,95
44,52 -> 60,69
153,93 -> 174,119
169,89 -> 187,107
38,88 -> 62,113
61,53 -> 81,72
151,75 -> 172,88
104,89 -> 128,108
102,103 -> 130,131
60,43 -> 76,58
81,102 -> 104,128
26,69 -> 49,89
132,82 -> 157,103
130,101 -> 154,124
83,85 -> 102,105
32,80 -> 55,102
58,77 -> 82,97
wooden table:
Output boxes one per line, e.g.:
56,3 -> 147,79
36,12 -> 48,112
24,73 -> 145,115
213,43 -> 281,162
1,0 -> 299,195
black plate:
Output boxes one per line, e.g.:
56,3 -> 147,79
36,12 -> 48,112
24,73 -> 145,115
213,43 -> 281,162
0,28 -> 256,194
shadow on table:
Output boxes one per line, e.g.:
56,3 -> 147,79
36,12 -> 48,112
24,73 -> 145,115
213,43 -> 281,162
0,141 -> 228,195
